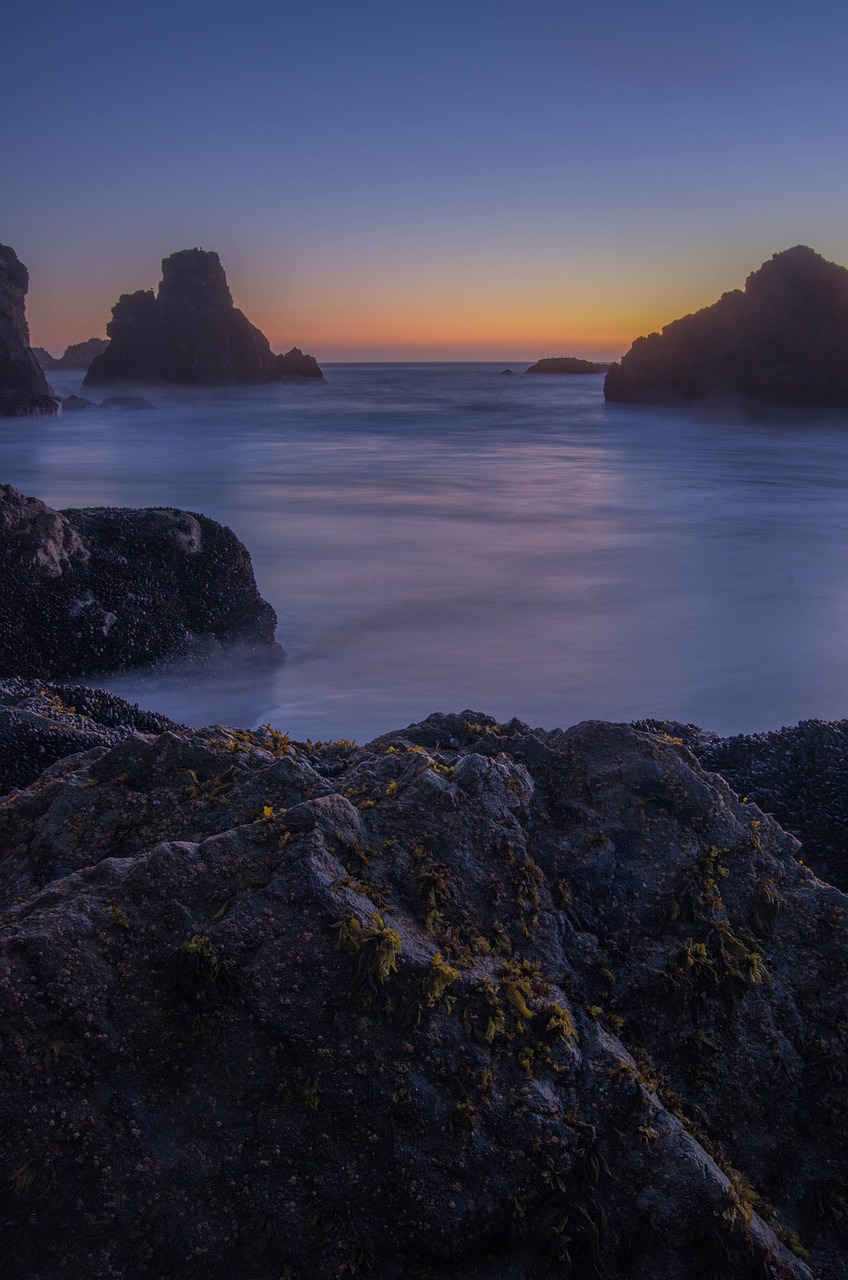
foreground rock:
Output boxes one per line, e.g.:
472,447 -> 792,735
527,356 -> 609,374
605,246 -> 848,407
3,697 -> 846,1277
0,245 -> 58,417
0,485 -> 279,678
84,248 -> 323,386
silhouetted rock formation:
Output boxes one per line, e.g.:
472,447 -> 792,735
55,336 -> 109,369
275,345 -> 323,379
527,356 -> 609,374
34,340 -> 108,372
605,246 -> 848,406
0,485 -> 280,678
0,245 -> 58,417
0,700 -> 837,1277
84,248 -> 323,386
32,345 -> 60,370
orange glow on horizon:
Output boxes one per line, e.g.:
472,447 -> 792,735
24,254 -> 741,366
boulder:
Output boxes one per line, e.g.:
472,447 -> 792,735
0,699 -> 834,1277
84,248 -> 323,386
527,356 -> 609,374
0,245 -> 58,417
0,485 -> 280,678
605,245 -> 848,406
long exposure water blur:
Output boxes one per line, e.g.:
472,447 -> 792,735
7,363 -> 848,740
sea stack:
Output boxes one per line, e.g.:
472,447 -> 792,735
84,248 -> 322,386
0,245 -> 58,417
605,245 -> 848,407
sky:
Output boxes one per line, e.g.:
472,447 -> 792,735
6,0 -> 848,361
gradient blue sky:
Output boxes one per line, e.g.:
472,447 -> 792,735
6,0 -> 848,359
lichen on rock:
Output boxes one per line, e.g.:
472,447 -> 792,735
0,697 -> 842,1278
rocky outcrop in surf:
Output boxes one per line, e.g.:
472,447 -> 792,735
83,248 -> 323,386
0,485 -> 279,678
0,245 -> 58,417
1,697 -> 845,1278
605,246 -> 848,407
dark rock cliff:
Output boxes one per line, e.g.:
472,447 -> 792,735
0,245 -> 58,417
1,698 -> 845,1277
605,246 -> 848,407
84,248 -> 322,386
0,485 -> 279,678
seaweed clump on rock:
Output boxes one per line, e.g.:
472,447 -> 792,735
0,244 -> 58,417
1,700 -> 843,1278
605,246 -> 848,407
84,248 -> 322,386
0,484 -> 280,678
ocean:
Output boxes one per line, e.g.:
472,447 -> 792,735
7,361 -> 848,740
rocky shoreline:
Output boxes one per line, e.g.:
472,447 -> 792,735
1,689 -> 847,1277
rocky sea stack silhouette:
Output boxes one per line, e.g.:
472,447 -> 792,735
0,485 -> 279,678
34,336 -> 109,372
605,246 -> 848,407
527,356 -> 609,374
84,248 -> 322,387
4,696 -> 848,1277
0,244 -> 58,417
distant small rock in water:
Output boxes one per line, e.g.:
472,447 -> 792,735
500,367 -> 515,375
59,394 -> 95,412
0,484 -> 280,678
59,394 -> 157,412
0,245 -> 58,417
102,394 -> 157,410
84,247 -> 323,387
526,356 -> 609,374
275,345 -> 323,379
605,245 -> 848,406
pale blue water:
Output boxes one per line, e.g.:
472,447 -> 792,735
5,363 -> 848,740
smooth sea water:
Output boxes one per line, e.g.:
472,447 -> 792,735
6,362 -> 848,741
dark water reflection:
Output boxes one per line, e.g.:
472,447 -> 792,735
6,363 -> 848,739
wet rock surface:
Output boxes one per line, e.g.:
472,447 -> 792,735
605,246 -> 848,407
1,697 -> 844,1277
0,485 -> 279,679
0,677 -> 185,795
83,248 -> 322,386
0,244 -> 58,417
